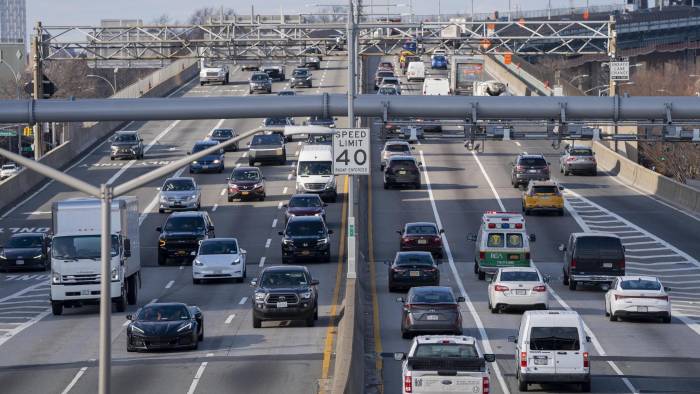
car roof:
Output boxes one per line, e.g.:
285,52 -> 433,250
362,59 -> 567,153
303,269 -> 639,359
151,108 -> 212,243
233,166 -> 259,172
194,140 -> 218,146
529,180 -> 558,187
288,215 -> 325,223
291,193 -> 322,199
414,335 -> 476,345
396,251 -> 433,257
523,310 -> 582,325
384,140 -> 409,146
571,232 -> 621,240
618,275 -> 660,282
518,154 -> 546,158
498,266 -> 539,273
410,286 -> 453,294
145,302 -> 188,308
405,222 -> 437,227
262,265 -> 309,273
10,232 -> 45,238
168,211 -> 207,218
201,237 -> 238,243
388,155 -> 416,161
115,130 -> 138,135
164,176 -> 195,182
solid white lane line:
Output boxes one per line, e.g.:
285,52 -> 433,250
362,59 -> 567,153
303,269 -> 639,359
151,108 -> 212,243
259,257 -> 266,267
225,314 -> 236,324
186,361 -> 209,394
471,150 -> 637,393
265,238 -> 271,248
165,280 -> 174,289
149,298 -> 158,304
418,149 -> 510,394
277,201 -> 283,210
239,297 -> 248,305
287,173 -> 293,180
283,186 -> 289,194
271,219 -> 278,228
219,188 -> 226,196
242,152 -> 248,157
212,204 -> 218,212
60,366 -> 88,394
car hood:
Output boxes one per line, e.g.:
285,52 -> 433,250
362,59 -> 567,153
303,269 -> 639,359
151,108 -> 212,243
287,207 -> 323,215
161,231 -> 205,239
251,143 -> 282,150
201,67 -> 224,73
111,142 -> 139,147
2,247 -> 43,258
196,254 -> 241,266
257,286 -> 310,293
230,179 -> 261,186
161,190 -> 198,199
132,321 -> 191,336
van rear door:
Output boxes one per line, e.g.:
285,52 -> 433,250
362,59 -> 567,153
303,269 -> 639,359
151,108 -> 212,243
530,326 -> 582,374
573,236 -> 625,276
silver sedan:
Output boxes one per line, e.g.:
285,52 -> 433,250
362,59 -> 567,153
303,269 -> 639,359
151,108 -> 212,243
158,177 -> 201,213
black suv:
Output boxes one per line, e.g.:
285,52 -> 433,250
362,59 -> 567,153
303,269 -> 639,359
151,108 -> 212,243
278,216 -> 333,264
560,232 -> 625,291
157,211 -> 215,265
511,154 -> 550,188
110,130 -> 144,160
251,265 -> 319,328
384,155 -> 422,189
291,68 -> 312,88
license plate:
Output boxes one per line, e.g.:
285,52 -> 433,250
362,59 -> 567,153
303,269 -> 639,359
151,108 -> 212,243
427,314 -> 439,321
528,169 -> 538,173
410,271 -> 420,277
637,306 -> 648,312
399,170 -> 407,175
540,196 -> 550,199
533,356 -> 548,365
603,262 -> 613,268
177,250 -> 188,256
276,301 -> 288,308
516,289 -> 527,295
417,239 -> 427,245
81,290 -> 90,296
301,250 -> 310,256
15,259 -> 24,265
242,191 -> 249,195
509,254 -> 520,261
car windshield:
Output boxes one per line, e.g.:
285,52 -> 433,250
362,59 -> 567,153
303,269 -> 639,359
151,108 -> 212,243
530,327 -> 580,351
414,344 -> 478,358
433,55 -> 446,61
293,70 -> 308,77
199,240 -> 237,255
533,186 -> 558,194
261,270 -> 309,287
620,279 -> 662,291
252,134 -> 282,145
383,78 -> 398,84
518,157 -> 547,166
265,118 -> 288,126
232,169 -> 260,181
192,143 -> 218,154
7,235 -> 43,248
379,87 -> 397,94
138,304 -> 190,321
52,235 -> 118,259
570,148 -> 592,156
411,289 -> 454,303
486,233 -> 523,248
1,165 -> 15,170
379,62 -> 393,68
164,217 -> 206,232
500,271 -> 540,282
114,133 -> 137,142
212,129 -> 233,138
377,71 -> 394,78
395,253 -> 434,266
405,225 -> 437,235
251,74 -> 268,81
298,161 -> 333,176
289,196 -> 322,208
386,144 -> 409,153
163,179 -> 195,191
286,220 -> 326,236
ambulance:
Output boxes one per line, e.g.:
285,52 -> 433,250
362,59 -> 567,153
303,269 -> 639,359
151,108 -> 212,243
468,211 -> 536,280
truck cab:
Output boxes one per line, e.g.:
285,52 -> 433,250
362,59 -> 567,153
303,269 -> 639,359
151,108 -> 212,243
50,198 -> 140,315
295,145 -> 337,203
468,211 -> 535,280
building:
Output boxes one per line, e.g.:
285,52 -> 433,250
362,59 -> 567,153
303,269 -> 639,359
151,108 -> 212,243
0,0 -> 26,43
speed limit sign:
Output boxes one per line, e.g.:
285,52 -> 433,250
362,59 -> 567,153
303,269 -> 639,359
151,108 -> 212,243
333,128 -> 370,175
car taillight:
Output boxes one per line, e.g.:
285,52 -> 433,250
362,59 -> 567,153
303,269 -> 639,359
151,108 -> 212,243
479,251 -> 485,260
583,351 -> 589,368
543,167 -> 550,173
424,267 -> 437,273
571,259 -> 577,269
567,157 -> 576,162
520,352 -> 527,367
494,285 -> 509,292
516,165 -> 525,171
483,376 -> 490,394
533,285 -> 547,292
433,236 -> 441,243
401,236 -> 410,244
404,373 -> 412,393
618,259 -> 625,270
393,267 -> 407,273
614,294 -> 627,300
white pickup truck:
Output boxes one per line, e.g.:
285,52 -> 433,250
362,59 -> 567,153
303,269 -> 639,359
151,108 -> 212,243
395,335 -> 496,394
199,63 -> 229,85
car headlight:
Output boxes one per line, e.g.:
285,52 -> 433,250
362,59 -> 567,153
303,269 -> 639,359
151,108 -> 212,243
231,258 -> 241,265
253,183 -> 264,189
213,159 -> 221,164
314,213 -> 321,217
192,160 -> 198,164
300,291 -> 312,299
52,271 -> 61,284
177,322 -> 193,333
111,268 -> 119,281
111,146 -> 119,151
0,252 -> 6,259
275,148 -> 283,154
190,194 -> 198,200
283,238 -> 294,245
193,259 -> 203,266
254,292 -> 266,301
159,195 -> 168,202
131,325 -> 145,334
317,237 -> 329,245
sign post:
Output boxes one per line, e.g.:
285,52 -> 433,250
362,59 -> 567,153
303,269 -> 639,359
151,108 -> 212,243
332,128 -> 370,175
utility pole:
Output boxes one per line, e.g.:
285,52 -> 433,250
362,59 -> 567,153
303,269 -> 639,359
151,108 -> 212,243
348,0 -> 356,126
98,184 -> 113,394
608,15 -> 617,98
32,22 -> 44,160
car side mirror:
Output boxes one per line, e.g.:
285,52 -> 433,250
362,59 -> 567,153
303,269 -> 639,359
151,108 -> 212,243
282,204 -> 288,208
395,297 -> 405,303
156,227 -> 162,232
327,229 -> 334,235
393,352 -> 406,361
278,231 -> 284,236
262,176 -> 266,180
310,279 -> 320,286
439,229 -> 445,234
544,276 -> 551,283
559,186 -> 564,191
396,230 -> 402,235
411,147 -> 416,150
247,142 -> 251,146
418,162 -> 423,167
140,138 -> 144,142
123,239 -> 131,258
484,354 -> 496,363
547,162 -> 551,165
457,296 -> 465,302
586,336 -> 591,343
190,251 -> 197,257
323,203 -> 328,207
510,162 -> 514,166
249,279 -> 258,287
126,314 -> 133,321
187,151 -> 191,155
665,286 -> 671,292
529,234 -> 536,242
241,249 -> 247,255
507,336 -> 517,343
208,225 -> 215,232
558,243 -> 566,252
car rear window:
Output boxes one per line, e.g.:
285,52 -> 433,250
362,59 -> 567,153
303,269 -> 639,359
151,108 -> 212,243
388,159 -> 416,169
386,144 -> 409,153
570,148 -> 592,156
395,253 -> 434,266
500,271 -> 539,281
212,129 -> 233,138
530,327 -> 580,351
620,279 -> 661,291
199,240 -> 237,255
414,344 -> 477,358
192,143 -> 219,153
406,225 -> 437,235
377,71 -> 394,78
252,134 -> 282,145
533,186 -> 558,194
518,157 -> 547,166
575,236 -> 624,259
410,289 -> 455,304
487,233 -> 523,248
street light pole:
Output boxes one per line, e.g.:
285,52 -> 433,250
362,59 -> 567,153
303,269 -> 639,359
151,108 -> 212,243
98,183 -> 113,394
87,74 -> 117,95
0,58 -> 22,154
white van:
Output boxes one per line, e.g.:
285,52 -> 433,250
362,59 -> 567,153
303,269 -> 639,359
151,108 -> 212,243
295,144 -> 337,202
422,78 -> 450,96
509,310 -> 591,392
406,61 -> 425,82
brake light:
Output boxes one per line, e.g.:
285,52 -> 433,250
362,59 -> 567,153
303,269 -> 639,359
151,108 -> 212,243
488,223 -> 496,229
424,267 -> 437,273
571,259 -> 577,269
479,251 -> 485,260
516,165 -> 525,171
515,223 -> 523,229
533,285 -> 547,292
618,259 -> 625,271
483,376 -> 490,394
433,236 -> 442,243
566,157 -> 576,162
520,352 -> 527,367
401,236 -> 410,244
494,285 -> 509,292
614,294 -> 627,300
404,373 -> 412,393
583,352 -> 589,368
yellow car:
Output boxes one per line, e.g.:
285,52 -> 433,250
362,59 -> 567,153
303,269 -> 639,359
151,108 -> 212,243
522,181 -> 565,216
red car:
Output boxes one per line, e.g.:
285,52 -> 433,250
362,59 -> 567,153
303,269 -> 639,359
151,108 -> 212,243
378,61 -> 394,71
398,222 -> 444,258
284,194 -> 327,224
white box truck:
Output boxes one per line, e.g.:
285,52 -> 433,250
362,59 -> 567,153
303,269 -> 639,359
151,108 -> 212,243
450,56 -> 485,95
50,197 -> 140,315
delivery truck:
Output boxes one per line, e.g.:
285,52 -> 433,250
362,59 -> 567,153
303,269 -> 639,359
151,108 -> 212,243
450,55 -> 485,95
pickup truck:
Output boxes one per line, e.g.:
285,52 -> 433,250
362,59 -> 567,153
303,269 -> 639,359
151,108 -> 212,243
395,335 -> 495,394
199,64 -> 229,85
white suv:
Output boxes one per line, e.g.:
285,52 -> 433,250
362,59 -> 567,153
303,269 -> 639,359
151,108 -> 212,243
0,163 -> 20,180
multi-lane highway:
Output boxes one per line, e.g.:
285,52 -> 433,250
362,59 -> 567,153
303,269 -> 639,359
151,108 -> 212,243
0,59 -> 349,394
365,56 -> 700,393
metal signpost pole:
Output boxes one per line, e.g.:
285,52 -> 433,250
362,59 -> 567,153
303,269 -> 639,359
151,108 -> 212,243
608,15 -> 618,151
32,23 -> 44,160
98,184 -> 113,394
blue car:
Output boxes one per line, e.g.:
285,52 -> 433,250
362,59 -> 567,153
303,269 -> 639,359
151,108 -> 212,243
402,40 -> 417,53
189,140 -> 225,174
431,55 -> 447,69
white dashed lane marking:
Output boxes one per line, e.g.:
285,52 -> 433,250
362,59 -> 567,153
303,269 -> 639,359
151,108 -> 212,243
225,314 -> 236,324
238,297 -> 248,305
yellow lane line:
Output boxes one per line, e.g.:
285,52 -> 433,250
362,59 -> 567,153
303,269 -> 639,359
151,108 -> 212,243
319,175 -> 349,393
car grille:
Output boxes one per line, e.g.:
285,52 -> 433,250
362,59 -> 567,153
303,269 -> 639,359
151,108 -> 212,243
237,184 -> 255,191
304,183 -> 326,191
266,293 -> 299,304
62,274 -> 100,285
292,239 -> 320,248
206,72 -> 219,77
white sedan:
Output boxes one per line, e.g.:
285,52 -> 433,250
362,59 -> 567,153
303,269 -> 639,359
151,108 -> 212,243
605,276 -> 671,323
488,267 -> 549,313
0,163 -> 20,180
192,238 -> 247,284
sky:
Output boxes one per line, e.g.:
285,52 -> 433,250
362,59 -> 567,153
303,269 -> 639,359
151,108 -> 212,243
28,0 -> 624,26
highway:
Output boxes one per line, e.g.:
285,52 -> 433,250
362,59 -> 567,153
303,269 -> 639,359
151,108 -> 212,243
365,56 -> 700,393
0,59 -> 349,394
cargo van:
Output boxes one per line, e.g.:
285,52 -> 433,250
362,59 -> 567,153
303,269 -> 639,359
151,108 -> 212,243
295,144 -> 337,202
509,310 -> 591,392
406,61 -> 425,82
422,78 -> 450,95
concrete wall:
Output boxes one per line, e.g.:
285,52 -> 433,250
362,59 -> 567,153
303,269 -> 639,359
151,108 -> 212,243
0,58 -> 199,210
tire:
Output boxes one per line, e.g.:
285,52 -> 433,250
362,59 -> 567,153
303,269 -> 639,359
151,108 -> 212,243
524,208 -> 530,216
478,270 -> 485,281
249,159 -> 255,166
115,290 -> 127,313
663,314 -> 672,324
581,381 -> 591,393
414,182 -> 421,189
198,325 -> 204,341
564,168 -> 570,176
518,378 -> 528,392
512,180 -> 519,188
126,340 -> 135,352
560,165 -> 564,173
473,261 -> 479,274
314,307 -> 319,321
305,316 -> 315,327
227,196 -> 233,203
51,300 -> 63,316
401,330 -> 412,339
569,280 -> 577,291
191,340 -> 199,350
490,303 -> 498,314
126,275 -> 138,305
193,278 -> 201,285
591,169 -> 597,176
563,272 -> 569,285
558,209 -> 564,216
158,253 -> 167,266
110,157 -> 114,161
253,317 -> 262,328
389,285 -> 396,293
383,182 -> 389,190
158,208 -> 164,213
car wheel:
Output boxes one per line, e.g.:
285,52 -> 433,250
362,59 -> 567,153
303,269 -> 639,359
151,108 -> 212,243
248,159 -> 255,166
518,378 -> 528,392
568,280 -> 577,291
253,317 -> 262,328
115,290 -> 126,313
524,208 -> 530,216
191,340 -> 199,350
663,314 -> 672,323
564,168 -> 570,176
126,340 -> 136,352
51,300 -> 63,316
401,330 -> 412,339
314,307 -> 319,321
305,316 -> 315,327
558,209 -> 564,216
473,261 -> 479,274
383,182 -> 389,190
158,253 -> 167,266
512,180 -> 518,188
591,169 -> 597,176
490,303 -> 498,313
158,208 -> 164,213
581,382 -> 591,393
478,270 -> 485,281
560,165 -> 564,173
198,325 -> 204,341
228,196 -> 233,203
414,182 -> 421,189
193,278 -> 200,285
126,275 -> 138,305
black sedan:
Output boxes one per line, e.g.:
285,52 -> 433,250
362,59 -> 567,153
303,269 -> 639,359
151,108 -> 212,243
387,251 -> 440,292
0,233 -> 50,271
126,303 -> 203,352
397,286 -> 465,339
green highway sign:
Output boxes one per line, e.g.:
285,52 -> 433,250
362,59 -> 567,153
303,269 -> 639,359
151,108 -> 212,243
0,130 -> 17,137
22,146 -> 33,152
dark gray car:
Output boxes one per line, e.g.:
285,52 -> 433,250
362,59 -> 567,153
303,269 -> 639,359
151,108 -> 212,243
208,128 -> 238,152
0,233 -> 50,271
110,130 -> 144,160
511,154 -> 550,188
397,286 -> 464,339
248,133 -> 286,166
384,156 -> 422,189
291,68 -> 312,88
249,72 -> 272,94
251,265 -> 319,328
560,145 -> 597,176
